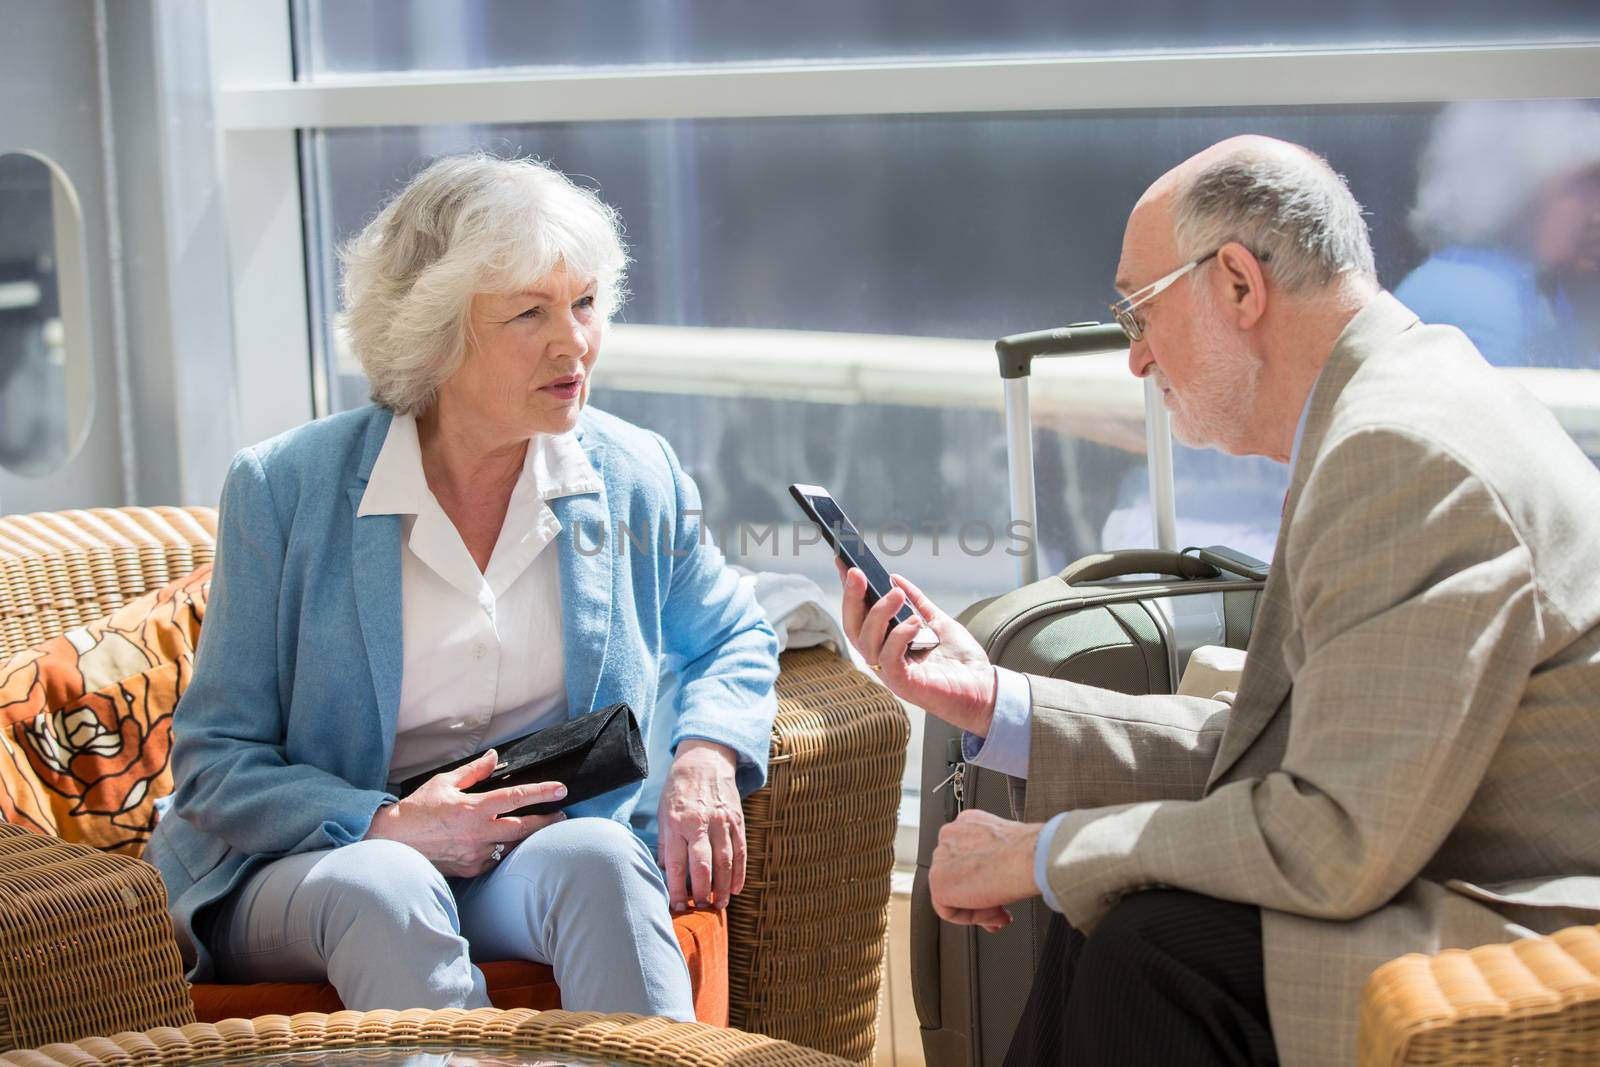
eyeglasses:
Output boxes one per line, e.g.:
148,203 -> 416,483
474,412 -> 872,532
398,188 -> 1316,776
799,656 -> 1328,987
1110,250 -> 1218,342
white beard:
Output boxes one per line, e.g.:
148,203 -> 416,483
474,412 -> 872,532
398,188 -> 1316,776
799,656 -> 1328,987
1156,294 -> 1262,454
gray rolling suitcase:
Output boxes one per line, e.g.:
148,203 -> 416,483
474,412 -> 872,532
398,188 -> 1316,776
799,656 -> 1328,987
911,324 -> 1268,1067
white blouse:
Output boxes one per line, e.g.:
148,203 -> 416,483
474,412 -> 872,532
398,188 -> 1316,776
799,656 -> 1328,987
356,413 -> 604,787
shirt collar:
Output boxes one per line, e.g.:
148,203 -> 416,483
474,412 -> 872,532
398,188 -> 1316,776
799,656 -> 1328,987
358,412 -> 603,519
358,412 -> 430,517
1289,375 -> 1319,472
530,429 -> 604,500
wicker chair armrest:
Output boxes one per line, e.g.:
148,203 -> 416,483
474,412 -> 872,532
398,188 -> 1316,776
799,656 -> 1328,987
1359,923 -> 1600,1066
730,647 -> 909,1062
0,507 -> 218,662
0,825 -> 195,1052
0,1007 -> 856,1066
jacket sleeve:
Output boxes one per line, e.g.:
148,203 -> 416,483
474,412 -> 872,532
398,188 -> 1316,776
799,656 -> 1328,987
1020,676 -> 1231,820
653,434 -> 780,796
168,448 -> 392,857
1038,426 -> 1543,930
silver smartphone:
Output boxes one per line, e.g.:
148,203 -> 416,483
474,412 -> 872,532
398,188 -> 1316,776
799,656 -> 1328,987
790,483 -> 939,652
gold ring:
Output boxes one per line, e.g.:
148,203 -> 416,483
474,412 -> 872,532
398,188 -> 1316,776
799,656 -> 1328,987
870,664 -> 882,672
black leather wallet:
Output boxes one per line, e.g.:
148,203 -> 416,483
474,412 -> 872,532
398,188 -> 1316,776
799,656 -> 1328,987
396,702 -> 647,817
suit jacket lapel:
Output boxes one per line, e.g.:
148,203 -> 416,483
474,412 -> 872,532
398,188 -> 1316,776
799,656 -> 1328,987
1207,294 -> 1420,785
348,410 -> 403,740
1206,384 -> 1330,783
1208,567 -> 1294,784
550,441 -> 611,717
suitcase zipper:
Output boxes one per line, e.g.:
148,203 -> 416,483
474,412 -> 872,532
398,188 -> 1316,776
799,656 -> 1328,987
937,738 -> 968,817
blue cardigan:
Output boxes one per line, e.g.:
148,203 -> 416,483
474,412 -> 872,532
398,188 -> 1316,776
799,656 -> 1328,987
144,405 -> 780,980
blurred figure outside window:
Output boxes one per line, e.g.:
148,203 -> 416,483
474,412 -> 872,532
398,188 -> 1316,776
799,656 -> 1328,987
1396,100 -> 1600,369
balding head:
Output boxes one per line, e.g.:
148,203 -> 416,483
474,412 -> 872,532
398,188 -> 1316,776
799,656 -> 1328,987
1150,136 -> 1376,295
1141,136 -> 1304,208
1115,137 -> 1380,460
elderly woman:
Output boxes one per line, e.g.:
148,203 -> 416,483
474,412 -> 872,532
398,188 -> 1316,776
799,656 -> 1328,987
1396,100 -> 1600,369
143,154 -> 779,1020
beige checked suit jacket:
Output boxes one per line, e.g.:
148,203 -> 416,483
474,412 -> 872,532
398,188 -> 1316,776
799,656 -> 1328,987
1020,293 -> 1600,1066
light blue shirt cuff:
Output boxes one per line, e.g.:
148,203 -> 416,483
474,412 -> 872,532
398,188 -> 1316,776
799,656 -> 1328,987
1034,811 -> 1069,912
959,667 -> 1032,779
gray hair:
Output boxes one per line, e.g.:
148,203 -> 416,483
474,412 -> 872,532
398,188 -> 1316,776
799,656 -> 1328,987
1172,146 -> 1377,294
337,152 -> 629,415
1410,101 -> 1600,251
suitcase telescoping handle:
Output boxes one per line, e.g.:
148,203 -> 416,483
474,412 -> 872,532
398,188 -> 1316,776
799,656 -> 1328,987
996,322 -> 1178,587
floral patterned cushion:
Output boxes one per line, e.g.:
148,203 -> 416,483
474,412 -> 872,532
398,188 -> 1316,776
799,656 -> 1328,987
0,566 -> 209,854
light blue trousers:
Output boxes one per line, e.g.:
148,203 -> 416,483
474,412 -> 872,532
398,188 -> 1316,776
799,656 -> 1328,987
205,816 -> 695,1020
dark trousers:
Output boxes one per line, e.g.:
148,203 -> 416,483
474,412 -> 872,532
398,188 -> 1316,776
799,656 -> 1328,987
1004,890 -> 1278,1067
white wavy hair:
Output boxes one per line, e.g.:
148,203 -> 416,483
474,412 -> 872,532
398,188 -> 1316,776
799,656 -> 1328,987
1410,100 -> 1600,251
337,152 -> 628,415
1171,144 -> 1377,295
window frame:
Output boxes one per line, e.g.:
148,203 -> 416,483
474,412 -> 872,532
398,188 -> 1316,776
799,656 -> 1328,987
219,41 -> 1600,129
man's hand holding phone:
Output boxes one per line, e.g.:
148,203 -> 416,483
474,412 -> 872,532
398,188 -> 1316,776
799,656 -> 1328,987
789,483 -> 998,735
836,560 -> 1000,738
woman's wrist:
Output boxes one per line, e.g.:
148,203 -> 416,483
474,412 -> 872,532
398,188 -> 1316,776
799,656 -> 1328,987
674,738 -> 737,767
364,801 -> 399,841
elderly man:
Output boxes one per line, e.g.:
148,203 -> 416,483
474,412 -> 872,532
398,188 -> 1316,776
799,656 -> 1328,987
839,136 -> 1600,1066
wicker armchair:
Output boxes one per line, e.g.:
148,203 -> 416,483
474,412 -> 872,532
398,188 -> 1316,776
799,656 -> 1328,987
0,507 -> 908,1063
1359,923 -> 1600,1065
0,1007 -> 854,1067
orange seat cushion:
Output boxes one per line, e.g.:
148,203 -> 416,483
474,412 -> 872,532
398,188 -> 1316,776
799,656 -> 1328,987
189,905 -> 727,1025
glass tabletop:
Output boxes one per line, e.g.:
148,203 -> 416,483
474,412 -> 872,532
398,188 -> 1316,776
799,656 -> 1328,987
214,1049 -> 625,1067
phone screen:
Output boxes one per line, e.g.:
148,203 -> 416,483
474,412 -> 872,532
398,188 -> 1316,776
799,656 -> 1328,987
798,491 -> 900,609
790,484 -> 937,650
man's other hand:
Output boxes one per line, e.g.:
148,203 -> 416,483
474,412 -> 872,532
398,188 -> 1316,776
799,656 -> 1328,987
929,809 -> 1044,934
837,561 -> 999,736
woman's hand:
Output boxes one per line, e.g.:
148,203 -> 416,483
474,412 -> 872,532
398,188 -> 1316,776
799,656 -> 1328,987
657,740 -> 745,912
837,561 -> 999,736
365,749 -> 568,878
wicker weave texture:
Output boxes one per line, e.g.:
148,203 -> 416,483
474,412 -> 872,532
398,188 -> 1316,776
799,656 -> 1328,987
1359,922 -> 1600,1065
0,508 -> 907,1060
0,509 -> 216,661
0,824 -> 194,1052
732,648 -> 909,1064
0,1007 -> 856,1067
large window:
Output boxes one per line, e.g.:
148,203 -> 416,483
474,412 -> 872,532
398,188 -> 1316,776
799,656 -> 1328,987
304,101 -> 1600,599
217,8 -> 1600,837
